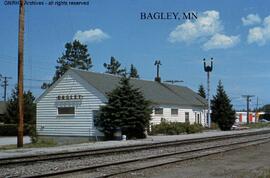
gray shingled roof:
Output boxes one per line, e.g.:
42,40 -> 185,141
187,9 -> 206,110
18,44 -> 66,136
71,69 -> 207,108
0,101 -> 7,115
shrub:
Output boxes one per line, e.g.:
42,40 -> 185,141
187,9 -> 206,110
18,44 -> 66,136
150,121 -> 203,135
26,124 -> 38,143
259,114 -> 270,121
186,123 -> 203,134
0,124 -> 32,136
0,124 -> 17,136
210,122 -> 219,129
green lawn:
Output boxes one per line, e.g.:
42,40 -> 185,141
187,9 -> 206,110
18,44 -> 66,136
244,122 -> 270,128
0,139 -> 57,150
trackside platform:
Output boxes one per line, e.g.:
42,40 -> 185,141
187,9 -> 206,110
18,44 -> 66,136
1,128 -> 270,159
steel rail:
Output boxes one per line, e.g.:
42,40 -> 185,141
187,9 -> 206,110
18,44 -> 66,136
24,133 -> 270,178
1,129 -> 270,166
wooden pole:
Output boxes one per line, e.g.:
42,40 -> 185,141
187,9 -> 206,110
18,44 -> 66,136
17,0 -> 25,148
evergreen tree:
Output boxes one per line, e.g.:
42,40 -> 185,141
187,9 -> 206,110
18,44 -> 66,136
198,84 -> 206,98
103,56 -> 126,75
211,80 -> 236,130
129,64 -> 139,78
263,104 -> 270,112
3,87 -> 36,124
95,76 -> 152,139
42,40 -> 92,89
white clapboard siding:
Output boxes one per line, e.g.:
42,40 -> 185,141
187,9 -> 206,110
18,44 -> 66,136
151,106 -> 206,125
37,71 -> 105,137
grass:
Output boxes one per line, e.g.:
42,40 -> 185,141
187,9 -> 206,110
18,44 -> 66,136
257,169 -> 270,178
244,122 -> 270,129
0,138 -> 57,150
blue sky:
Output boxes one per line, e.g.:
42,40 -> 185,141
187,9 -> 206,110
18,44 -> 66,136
0,0 -> 269,109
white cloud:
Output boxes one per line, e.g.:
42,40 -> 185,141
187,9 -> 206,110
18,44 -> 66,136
73,28 -> 109,43
241,14 -> 261,26
168,10 -> 223,43
168,10 -> 240,50
247,15 -> 270,45
247,27 -> 264,45
203,33 -> 240,50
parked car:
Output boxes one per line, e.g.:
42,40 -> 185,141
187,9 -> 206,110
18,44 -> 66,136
259,119 -> 270,123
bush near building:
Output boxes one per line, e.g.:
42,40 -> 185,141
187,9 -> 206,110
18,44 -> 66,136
150,121 -> 203,135
95,76 -> 152,139
244,122 -> 270,129
0,124 -> 31,136
259,114 -> 270,121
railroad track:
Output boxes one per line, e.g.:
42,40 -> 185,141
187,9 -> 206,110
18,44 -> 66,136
1,129 -> 270,166
1,129 -> 270,178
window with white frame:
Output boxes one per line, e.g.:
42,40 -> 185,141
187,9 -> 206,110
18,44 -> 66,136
185,112 -> 189,123
154,108 -> 163,115
57,107 -> 75,115
171,108 -> 178,116
195,113 -> 201,124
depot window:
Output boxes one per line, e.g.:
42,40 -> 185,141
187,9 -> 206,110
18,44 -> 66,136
185,112 -> 189,123
57,107 -> 75,115
154,108 -> 163,115
171,109 -> 178,116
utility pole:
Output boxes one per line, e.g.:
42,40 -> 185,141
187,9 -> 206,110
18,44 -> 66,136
164,80 -> 184,85
17,0 -> 25,148
0,76 -> 12,101
242,95 -> 254,124
154,60 -> 161,82
203,58 -> 213,128
256,96 -> 259,122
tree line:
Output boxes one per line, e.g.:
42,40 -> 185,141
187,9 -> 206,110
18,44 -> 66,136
42,40 -> 139,89
0,40 -> 147,140
1,40 -> 239,140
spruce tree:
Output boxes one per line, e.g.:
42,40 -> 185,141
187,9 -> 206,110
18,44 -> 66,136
42,40 -> 92,89
95,76 -> 152,139
103,56 -> 126,75
3,87 -> 36,124
129,64 -> 139,78
211,80 -> 236,130
198,84 -> 206,98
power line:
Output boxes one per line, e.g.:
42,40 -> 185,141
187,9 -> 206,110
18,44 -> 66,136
24,78 -> 51,82
0,75 -> 12,101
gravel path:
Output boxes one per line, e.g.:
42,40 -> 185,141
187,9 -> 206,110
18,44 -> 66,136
1,133 -> 270,177
116,141 -> 270,178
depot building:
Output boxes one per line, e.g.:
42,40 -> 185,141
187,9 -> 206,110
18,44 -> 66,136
36,68 -> 207,143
